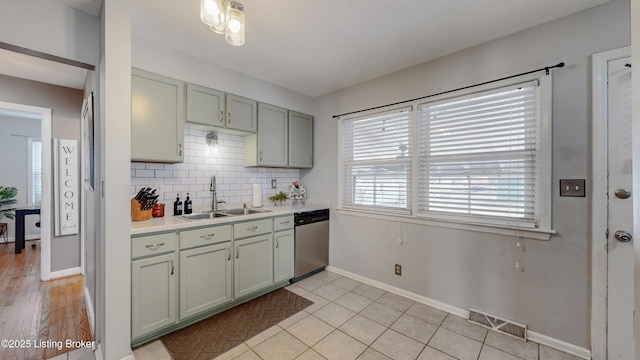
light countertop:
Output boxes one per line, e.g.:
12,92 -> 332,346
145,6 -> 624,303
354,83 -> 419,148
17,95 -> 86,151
131,199 -> 331,236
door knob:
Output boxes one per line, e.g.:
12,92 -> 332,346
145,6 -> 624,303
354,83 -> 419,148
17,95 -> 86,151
614,230 -> 632,242
615,189 -> 631,199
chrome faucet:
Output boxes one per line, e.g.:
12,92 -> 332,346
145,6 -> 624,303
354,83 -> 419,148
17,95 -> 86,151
210,175 -> 225,211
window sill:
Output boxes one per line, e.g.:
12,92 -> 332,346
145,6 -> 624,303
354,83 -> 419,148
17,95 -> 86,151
335,208 -> 556,241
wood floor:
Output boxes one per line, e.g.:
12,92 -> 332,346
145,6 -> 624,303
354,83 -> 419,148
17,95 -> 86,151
0,241 -> 93,360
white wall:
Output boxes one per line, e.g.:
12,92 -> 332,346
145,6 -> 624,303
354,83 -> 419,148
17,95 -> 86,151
131,126 -> 300,208
99,0 -> 132,358
132,38 -> 315,116
305,0 -> 630,349
0,0 -> 99,66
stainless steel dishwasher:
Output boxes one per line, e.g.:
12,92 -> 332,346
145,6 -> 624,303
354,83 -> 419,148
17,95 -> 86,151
292,209 -> 330,282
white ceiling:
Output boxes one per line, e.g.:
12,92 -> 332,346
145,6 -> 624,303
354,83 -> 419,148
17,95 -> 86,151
5,0 -> 612,97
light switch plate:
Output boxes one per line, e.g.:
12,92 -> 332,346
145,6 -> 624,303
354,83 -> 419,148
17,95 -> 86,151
271,179 -> 277,189
559,179 -> 586,197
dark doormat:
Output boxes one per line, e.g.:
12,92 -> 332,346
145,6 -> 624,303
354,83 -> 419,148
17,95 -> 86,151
160,288 -> 313,360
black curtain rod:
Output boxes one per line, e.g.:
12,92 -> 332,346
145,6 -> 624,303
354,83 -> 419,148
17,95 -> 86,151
332,62 -> 565,119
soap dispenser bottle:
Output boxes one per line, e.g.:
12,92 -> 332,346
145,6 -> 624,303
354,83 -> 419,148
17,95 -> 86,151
185,193 -> 192,214
173,194 -> 183,216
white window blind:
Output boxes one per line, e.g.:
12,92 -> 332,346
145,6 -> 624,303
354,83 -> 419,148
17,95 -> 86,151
418,81 -> 539,225
342,108 -> 412,214
30,139 -> 42,205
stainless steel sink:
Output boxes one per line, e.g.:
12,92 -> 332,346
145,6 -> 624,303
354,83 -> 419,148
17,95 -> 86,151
181,208 -> 270,220
181,212 -> 230,220
218,208 -> 271,216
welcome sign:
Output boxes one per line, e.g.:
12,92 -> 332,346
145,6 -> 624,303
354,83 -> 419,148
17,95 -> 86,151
54,139 -> 78,236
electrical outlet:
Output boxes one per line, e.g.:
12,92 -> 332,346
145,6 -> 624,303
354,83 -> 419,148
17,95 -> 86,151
271,179 -> 277,188
395,264 -> 402,276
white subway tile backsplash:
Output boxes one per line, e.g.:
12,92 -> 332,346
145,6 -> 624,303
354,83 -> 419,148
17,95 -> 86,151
146,163 -> 165,170
136,169 -> 155,177
131,126 -> 300,205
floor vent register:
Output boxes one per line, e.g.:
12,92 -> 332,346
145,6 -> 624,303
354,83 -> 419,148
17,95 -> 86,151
468,308 -> 528,341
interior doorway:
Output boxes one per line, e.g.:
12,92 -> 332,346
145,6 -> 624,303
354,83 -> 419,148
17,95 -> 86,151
0,101 -> 52,280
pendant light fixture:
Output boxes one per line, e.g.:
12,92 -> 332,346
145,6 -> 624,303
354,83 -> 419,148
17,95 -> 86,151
200,0 -> 245,46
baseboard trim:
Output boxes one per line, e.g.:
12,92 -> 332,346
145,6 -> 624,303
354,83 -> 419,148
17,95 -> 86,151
95,342 -> 103,360
84,286 -> 95,337
49,266 -> 82,279
2,235 -> 41,243
527,330 -> 592,359
325,266 -> 591,360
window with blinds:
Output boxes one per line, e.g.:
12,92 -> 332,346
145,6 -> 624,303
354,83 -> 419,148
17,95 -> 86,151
418,81 -> 540,225
30,139 -> 42,205
342,108 -> 412,214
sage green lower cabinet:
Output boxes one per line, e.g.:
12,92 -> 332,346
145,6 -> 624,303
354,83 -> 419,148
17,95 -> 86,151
131,252 -> 177,339
273,215 -> 295,283
131,211 -> 321,346
233,234 -> 274,298
179,242 -> 232,320
274,229 -> 295,283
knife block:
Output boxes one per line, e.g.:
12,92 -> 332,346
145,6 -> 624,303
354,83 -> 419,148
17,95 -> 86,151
131,198 -> 152,221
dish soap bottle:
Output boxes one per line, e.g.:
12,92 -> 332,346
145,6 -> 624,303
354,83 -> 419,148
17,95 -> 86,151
173,194 -> 183,216
185,193 -> 192,214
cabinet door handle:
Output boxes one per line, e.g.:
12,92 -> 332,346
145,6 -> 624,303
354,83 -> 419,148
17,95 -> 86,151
235,247 -> 239,259
259,150 -> 263,161
200,233 -> 216,240
276,239 -> 279,248
178,143 -> 182,156
227,248 -> 231,261
170,260 -> 175,275
228,112 -> 232,123
247,226 -> 258,232
220,110 -> 224,123
145,242 -> 165,250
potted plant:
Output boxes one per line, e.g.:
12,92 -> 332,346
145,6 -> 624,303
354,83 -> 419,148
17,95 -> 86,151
268,191 -> 289,205
0,186 -> 18,221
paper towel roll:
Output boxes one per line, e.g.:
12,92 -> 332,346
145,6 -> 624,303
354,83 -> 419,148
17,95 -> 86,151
252,184 -> 263,207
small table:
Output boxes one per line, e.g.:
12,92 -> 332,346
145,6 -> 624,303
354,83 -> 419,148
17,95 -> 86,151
0,223 -> 7,243
14,207 -> 40,254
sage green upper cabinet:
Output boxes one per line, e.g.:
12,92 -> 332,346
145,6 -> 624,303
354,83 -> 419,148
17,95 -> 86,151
186,83 -> 225,128
288,111 -> 313,168
131,68 -> 185,162
244,103 -> 288,167
226,94 -> 257,133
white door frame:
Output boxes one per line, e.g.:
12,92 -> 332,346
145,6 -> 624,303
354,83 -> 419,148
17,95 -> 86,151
0,100 -> 52,281
591,45 -> 631,360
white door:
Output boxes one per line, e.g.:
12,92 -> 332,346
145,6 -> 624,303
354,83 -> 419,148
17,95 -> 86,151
606,55 -> 634,359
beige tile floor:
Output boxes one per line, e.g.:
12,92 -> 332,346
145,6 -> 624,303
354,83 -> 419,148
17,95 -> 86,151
47,347 -> 96,360
134,270 -> 584,360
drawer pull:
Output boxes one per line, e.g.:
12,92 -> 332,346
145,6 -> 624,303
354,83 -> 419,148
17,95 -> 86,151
200,233 -> 216,240
247,226 -> 258,231
145,243 -> 165,250
280,220 -> 290,225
